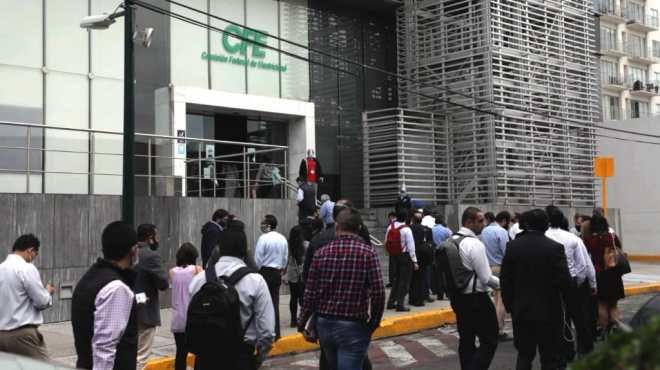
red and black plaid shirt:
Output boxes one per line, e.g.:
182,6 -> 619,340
298,234 -> 385,330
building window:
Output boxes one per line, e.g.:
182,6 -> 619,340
626,34 -> 646,57
601,60 -> 619,84
656,103 -> 660,115
602,96 -> 620,120
626,2 -> 645,23
600,26 -> 617,50
651,9 -> 659,27
628,99 -> 649,118
628,65 -> 647,88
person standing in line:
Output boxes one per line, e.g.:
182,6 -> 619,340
298,208 -> 385,370
480,211 -> 512,341
431,215 -> 452,300
189,220 -> 275,370
0,234 -> 55,360
451,207 -> 500,370
394,186 -> 412,216
421,208 -> 436,229
409,211 -> 435,306
545,208 -> 597,361
201,209 -> 230,267
296,177 -> 317,222
583,214 -> 625,336
319,194 -> 335,229
286,223 -> 306,328
509,212 -> 523,240
170,243 -> 203,370
255,214 -> 289,340
72,221 -> 139,370
134,224 -> 170,370
386,210 -> 418,312
570,214 -> 585,237
500,210 -> 571,370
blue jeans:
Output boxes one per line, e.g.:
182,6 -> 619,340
316,317 -> 371,370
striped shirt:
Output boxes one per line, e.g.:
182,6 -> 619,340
298,234 -> 385,331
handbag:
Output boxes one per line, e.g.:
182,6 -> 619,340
604,232 -> 631,275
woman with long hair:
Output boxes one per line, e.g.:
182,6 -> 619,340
583,214 -> 624,334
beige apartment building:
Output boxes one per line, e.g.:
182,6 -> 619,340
597,0 -> 660,120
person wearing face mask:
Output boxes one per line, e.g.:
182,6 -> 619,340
0,234 -> 55,360
134,224 -> 169,370
201,209 -> 230,268
72,221 -> 140,370
255,215 -> 289,340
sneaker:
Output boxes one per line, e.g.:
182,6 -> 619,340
425,296 -> 435,303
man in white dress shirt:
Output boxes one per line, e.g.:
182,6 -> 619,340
452,207 -> 500,370
0,234 -> 55,360
255,214 -> 288,339
545,208 -> 597,360
386,209 -> 418,312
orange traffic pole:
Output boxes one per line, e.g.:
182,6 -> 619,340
601,176 -> 608,218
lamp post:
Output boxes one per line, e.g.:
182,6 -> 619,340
122,0 -> 135,226
81,1 -> 135,226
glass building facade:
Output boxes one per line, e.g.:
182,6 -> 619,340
0,0 -> 397,206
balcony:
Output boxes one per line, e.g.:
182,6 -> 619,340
624,44 -> 659,64
625,12 -> 659,32
595,2 -> 626,23
600,40 -> 626,57
601,74 -> 627,91
626,79 -> 660,97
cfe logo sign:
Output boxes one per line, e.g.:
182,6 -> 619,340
201,25 -> 287,73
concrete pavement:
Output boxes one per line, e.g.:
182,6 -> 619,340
41,261 -> 660,368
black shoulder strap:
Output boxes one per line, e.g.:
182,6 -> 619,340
225,266 -> 255,286
205,262 -> 218,283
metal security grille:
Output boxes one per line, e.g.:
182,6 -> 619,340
363,109 -> 449,208
377,0 -> 598,207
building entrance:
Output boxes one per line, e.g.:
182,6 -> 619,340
184,112 -> 289,198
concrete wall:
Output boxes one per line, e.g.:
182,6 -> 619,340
598,118 -> 660,255
0,194 -> 298,323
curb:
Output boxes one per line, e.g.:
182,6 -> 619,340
628,255 -> 660,263
146,284 -> 660,370
145,308 -> 456,370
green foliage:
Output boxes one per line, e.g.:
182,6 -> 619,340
570,317 -> 660,370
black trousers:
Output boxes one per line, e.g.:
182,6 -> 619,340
194,342 -> 256,370
431,264 -> 446,299
563,281 -> 594,360
260,267 -> 282,338
452,292 -> 499,370
388,255 -> 396,285
174,333 -> 187,370
289,281 -> 304,325
409,263 -> 427,305
513,320 -> 560,370
387,253 -> 413,307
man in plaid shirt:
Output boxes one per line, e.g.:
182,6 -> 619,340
298,207 -> 385,370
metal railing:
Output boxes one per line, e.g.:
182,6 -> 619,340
0,120 -> 290,200
625,78 -> 660,93
601,73 -> 625,85
595,1 -> 624,17
624,8 -> 659,28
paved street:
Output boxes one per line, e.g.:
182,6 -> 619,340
262,293 -> 656,370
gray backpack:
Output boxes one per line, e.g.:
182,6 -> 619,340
435,234 -> 477,298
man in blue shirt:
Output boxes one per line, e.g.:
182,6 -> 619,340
480,211 -> 512,341
431,215 -> 452,300
319,194 -> 335,228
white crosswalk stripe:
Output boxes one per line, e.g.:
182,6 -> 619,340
291,359 -> 319,367
378,340 -> 417,367
417,336 -> 456,357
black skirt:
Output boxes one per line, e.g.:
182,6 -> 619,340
596,269 -> 625,305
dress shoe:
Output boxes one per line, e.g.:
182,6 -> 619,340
386,303 -> 396,310
498,332 -> 512,342
396,306 -> 411,312
410,301 -> 425,307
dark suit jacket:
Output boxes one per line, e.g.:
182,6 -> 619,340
135,242 -> 169,327
500,231 -> 571,323
201,221 -> 223,268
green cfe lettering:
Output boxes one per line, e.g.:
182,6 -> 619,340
221,25 -> 268,59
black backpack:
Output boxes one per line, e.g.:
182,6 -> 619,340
435,234 -> 477,299
185,266 -> 255,357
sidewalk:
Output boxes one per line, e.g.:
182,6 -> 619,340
43,261 -> 660,367
44,289 -> 451,367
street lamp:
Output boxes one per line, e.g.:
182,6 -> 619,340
81,1 -> 135,226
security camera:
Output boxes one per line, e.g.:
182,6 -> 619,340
80,13 -> 116,30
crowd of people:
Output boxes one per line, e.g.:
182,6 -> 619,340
0,187 -> 629,370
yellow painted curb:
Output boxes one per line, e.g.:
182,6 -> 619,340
145,308 -> 456,370
628,255 -> 660,263
625,283 -> 660,295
